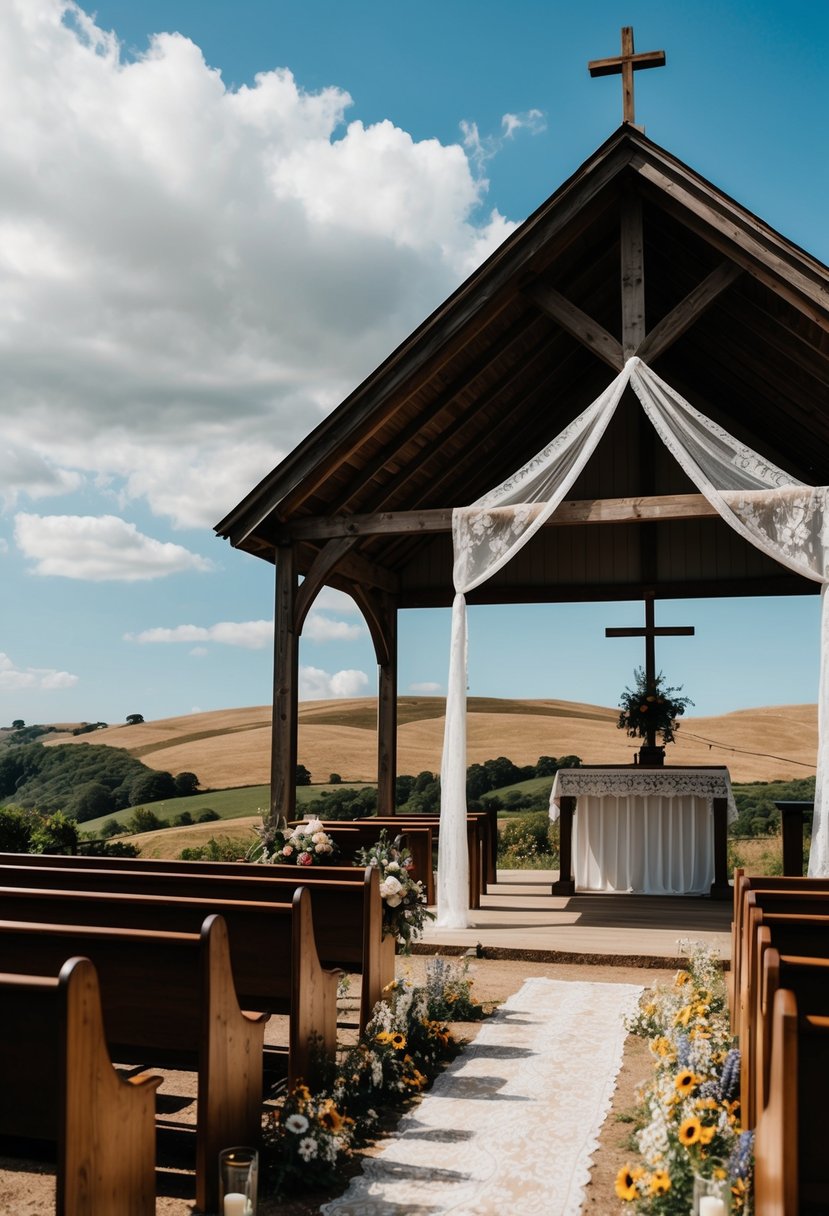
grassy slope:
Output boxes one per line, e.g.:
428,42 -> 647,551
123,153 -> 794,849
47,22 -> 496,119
44,696 -> 819,789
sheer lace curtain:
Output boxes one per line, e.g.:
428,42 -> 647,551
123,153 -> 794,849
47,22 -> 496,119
437,357 -> 829,927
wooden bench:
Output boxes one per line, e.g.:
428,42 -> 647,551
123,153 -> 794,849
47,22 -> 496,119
0,955 -> 160,1216
0,860 -> 386,1031
0,914 -> 265,1213
741,902 -> 829,1126
730,871 -> 829,1027
286,822 -> 435,902
757,947 -> 829,1117
755,990 -> 829,1215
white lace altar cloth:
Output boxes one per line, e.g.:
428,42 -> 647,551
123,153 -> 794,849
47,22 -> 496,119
320,978 -> 643,1216
550,767 -> 737,896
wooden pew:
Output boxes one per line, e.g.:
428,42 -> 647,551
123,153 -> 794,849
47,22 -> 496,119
0,861 -> 386,1031
731,872 -> 829,1027
741,903 -> 829,1127
757,947 -> 829,1117
283,823 -> 435,902
0,914 -> 265,1214
364,815 -> 484,907
755,989 -> 829,1215
0,955 -> 160,1216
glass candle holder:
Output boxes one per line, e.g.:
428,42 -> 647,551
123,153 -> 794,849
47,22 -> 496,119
693,1170 -> 730,1215
219,1146 -> 258,1216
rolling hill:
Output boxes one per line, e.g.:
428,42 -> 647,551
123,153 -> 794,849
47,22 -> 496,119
42,696 -> 819,787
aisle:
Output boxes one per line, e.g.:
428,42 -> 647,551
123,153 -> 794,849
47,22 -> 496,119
321,977 -> 643,1216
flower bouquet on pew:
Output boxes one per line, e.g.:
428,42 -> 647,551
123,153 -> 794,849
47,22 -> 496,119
248,817 -> 338,866
354,829 -> 434,953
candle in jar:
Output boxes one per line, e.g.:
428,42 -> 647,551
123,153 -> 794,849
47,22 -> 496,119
699,1197 -> 727,1216
223,1194 -> 247,1216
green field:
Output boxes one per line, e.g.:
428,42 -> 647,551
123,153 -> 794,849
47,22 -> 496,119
80,782 -> 375,836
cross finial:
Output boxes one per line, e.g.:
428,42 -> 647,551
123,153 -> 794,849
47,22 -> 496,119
589,26 -> 666,128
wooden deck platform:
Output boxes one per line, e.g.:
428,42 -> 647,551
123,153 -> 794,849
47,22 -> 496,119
417,870 -> 732,966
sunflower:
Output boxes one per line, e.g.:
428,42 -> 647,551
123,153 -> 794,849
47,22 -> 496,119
678,1116 -> 702,1145
698,1123 -> 716,1145
391,1032 -> 407,1050
674,1004 -> 693,1027
674,1069 -> 698,1095
374,1031 -> 393,1045
614,1166 -> 638,1201
318,1103 -> 345,1133
649,1170 -> 671,1195
675,970 -> 690,986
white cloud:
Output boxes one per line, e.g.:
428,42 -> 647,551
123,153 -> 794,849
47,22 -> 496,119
126,619 -> 272,649
15,513 -> 213,581
300,665 -> 370,700
409,681 -> 443,694
461,108 -> 546,174
0,1 -> 516,529
311,587 -> 362,615
303,612 -> 365,642
0,651 -> 79,690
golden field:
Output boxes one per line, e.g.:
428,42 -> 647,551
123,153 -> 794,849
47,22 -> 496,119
45,697 -> 818,788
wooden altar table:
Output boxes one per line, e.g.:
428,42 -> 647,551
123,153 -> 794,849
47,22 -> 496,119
549,766 -> 736,899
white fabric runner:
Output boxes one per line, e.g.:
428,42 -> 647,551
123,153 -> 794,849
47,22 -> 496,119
320,978 -> 643,1216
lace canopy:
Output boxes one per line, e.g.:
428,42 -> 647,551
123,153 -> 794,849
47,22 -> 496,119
437,357 -> 829,928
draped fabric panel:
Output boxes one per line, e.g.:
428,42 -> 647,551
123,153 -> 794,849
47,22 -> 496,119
437,357 -> 829,927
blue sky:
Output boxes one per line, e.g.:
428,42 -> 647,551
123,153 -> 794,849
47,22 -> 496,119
1,0 -> 827,727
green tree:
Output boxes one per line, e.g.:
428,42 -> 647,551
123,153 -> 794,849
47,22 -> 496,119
11,719 -> 24,730
125,713 -> 145,725
68,780 -> 115,822
173,771 -> 200,796
296,764 -> 312,786
128,807 -> 162,833
174,810 -> 194,826
128,769 -> 176,805
535,756 -> 559,777
328,772 -> 342,785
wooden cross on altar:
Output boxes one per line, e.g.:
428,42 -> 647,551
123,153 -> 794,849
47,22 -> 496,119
588,27 -> 666,127
606,599 -> 694,748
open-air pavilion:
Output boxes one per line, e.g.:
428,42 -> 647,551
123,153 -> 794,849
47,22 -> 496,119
216,121 -> 829,867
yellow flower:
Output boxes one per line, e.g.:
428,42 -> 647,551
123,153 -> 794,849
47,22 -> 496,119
674,1004 -> 693,1027
698,1124 -> 716,1145
650,1170 -> 671,1195
675,970 -> 690,986
374,1031 -> 394,1045
318,1102 -> 344,1133
674,1069 -> 698,1096
615,1166 -> 639,1201
391,1032 -> 407,1050
678,1116 -> 702,1146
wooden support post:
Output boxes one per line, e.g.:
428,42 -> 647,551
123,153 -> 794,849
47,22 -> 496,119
552,796 -> 576,896
271,545 -> 298,825
621,185 -> 645,359
775,801 -> 811,877
710,796 -> 731,899
377,597 -> 398,814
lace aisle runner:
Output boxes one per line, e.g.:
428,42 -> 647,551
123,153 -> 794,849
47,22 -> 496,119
321,978 -> 643,1216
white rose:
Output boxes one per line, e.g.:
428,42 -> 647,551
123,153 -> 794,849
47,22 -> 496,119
380,876 -> 402,898
312,832 -> 326,844
386,861 -> 400,872
315,842 -> 327,853
306,819 -> 324,834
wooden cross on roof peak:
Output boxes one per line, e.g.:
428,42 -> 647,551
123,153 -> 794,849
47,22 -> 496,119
589,26 -> 666,129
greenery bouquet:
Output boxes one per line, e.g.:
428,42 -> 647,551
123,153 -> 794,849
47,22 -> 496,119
617,668 -> 693,746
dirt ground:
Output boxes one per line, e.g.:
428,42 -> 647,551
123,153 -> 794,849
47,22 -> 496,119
0,955 -> 668,1215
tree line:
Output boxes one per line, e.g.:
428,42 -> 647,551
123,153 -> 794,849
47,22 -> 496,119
0,742 -> 200,822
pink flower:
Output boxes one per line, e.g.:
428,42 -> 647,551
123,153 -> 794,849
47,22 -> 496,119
298,851 -> 313,866
282,845 -> 293,856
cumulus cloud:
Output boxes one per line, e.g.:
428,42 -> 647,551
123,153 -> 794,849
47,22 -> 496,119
311,587 -> 362,615
300,666 -> 370,700
0,651 -> 79,690
126,619 -> 272,649
15,513 -> 213,580
0,1 -> 516,529
303,612 -> 365,642
409,681 -> 443,694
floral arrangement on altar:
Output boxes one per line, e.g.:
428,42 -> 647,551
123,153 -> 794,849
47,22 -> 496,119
617,668 -> 693,746
262,958 -> 476,1196
354,829 -> 434,952
616,941 -> 754,1213
248,817 -> 338,866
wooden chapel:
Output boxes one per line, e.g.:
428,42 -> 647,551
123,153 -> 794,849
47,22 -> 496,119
216,97 -> 829,825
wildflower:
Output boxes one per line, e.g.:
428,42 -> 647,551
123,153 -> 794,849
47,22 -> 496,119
285,1113 -> 309,1135
678,1116 -> 702,1146
615,1166 -> 639,1201
649,1169 -> 671,1195
391,1032 -> 407,1050
674,1069 -> 698,1096
297,1136 -> 318,1161
319,1103 -> 344,1133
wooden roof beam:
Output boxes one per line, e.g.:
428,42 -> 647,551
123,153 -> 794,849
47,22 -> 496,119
275,492 -> 719,542
637,262 -> 743,363
526,283 -> 624,370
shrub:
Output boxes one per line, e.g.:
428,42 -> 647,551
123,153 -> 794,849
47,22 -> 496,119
498,812 -> 559,868
179,836 -> 247,861
80,838 -> 140,858
0,805 -> 41,851
197,809 -> 220,823
128,807 -> 163,834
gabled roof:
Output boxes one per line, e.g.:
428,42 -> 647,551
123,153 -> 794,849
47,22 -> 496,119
216,125 -> 829,608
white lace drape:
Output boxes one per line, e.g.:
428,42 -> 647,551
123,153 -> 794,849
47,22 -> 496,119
437,357 -> 828,927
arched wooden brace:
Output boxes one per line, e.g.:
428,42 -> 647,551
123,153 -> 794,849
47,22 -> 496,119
350,585 -> 398,815
293,536 -> 359,634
